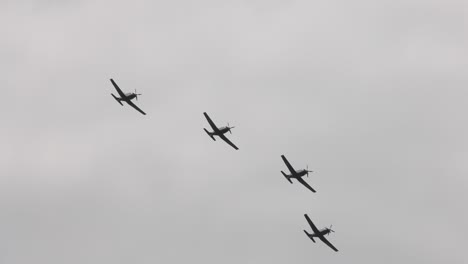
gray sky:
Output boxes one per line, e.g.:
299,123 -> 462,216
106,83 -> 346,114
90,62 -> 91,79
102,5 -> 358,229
1,0 -> 467,263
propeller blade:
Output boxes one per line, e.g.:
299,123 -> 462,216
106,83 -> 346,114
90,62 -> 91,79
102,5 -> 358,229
227,123 -> 235,133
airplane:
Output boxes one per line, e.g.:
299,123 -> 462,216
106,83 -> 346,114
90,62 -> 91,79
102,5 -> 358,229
303,214 -> 339,252
280,155 -> 316,193
203,112 -> 238,150
109,78 -> 146,115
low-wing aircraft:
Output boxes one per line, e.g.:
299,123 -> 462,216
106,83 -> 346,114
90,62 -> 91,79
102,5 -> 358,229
280,155 -> 316,192
303,214 -> 339,252
110,78 -> 146,115
203,112 -> 238,150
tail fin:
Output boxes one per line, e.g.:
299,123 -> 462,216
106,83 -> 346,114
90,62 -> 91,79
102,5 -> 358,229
204,128 -> 215,141
111,94 -> 123,106
281,171 -> 292,183
303,230 -> 315,242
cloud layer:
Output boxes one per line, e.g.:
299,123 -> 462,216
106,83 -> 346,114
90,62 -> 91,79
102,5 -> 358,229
1,1 -> 467,263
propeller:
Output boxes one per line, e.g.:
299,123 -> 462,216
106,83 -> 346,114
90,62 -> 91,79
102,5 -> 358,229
227,123 -> 235,134
328,225 -> 335,234
134,89 -> 142,100
306,165 -> 313,177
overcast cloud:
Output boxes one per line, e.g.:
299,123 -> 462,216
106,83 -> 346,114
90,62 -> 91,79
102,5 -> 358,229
1,0 -> 467,263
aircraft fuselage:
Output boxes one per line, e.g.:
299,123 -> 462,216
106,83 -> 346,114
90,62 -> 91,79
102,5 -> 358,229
208,127 -> 231,136
295,169 -> 308,177
218,127 -> 231,134
121,93 -> 137,100
284,169 -> 308,178
309,229 -> 331,237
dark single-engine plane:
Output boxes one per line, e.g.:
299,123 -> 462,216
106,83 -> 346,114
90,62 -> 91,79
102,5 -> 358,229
303,214 -> 338,252
280,155 -> 315,192
203,112 -> 238,150
110,78 -> 146,115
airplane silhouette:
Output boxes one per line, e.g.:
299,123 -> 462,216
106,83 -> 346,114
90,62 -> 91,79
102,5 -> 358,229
203,112 -> 238,150
110,78 -> 146,115
303,214 -> 338,252
280,155 -> 315,192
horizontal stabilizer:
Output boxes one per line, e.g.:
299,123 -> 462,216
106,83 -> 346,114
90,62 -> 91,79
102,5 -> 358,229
281,171 -> 292,184
303,230 -> 315,242
111,94 -> 123,106
204,128 -> 215,141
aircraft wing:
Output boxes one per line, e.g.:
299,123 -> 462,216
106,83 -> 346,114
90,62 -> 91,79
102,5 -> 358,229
125,100 -> 146,115
318,236 -> 339,252
297,177 -> 316,193
304,214 -> 320,234
110,79 -> 126,98
203,112 -> 220,132
281,155 -> 296,174
219,134 -> 239,150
